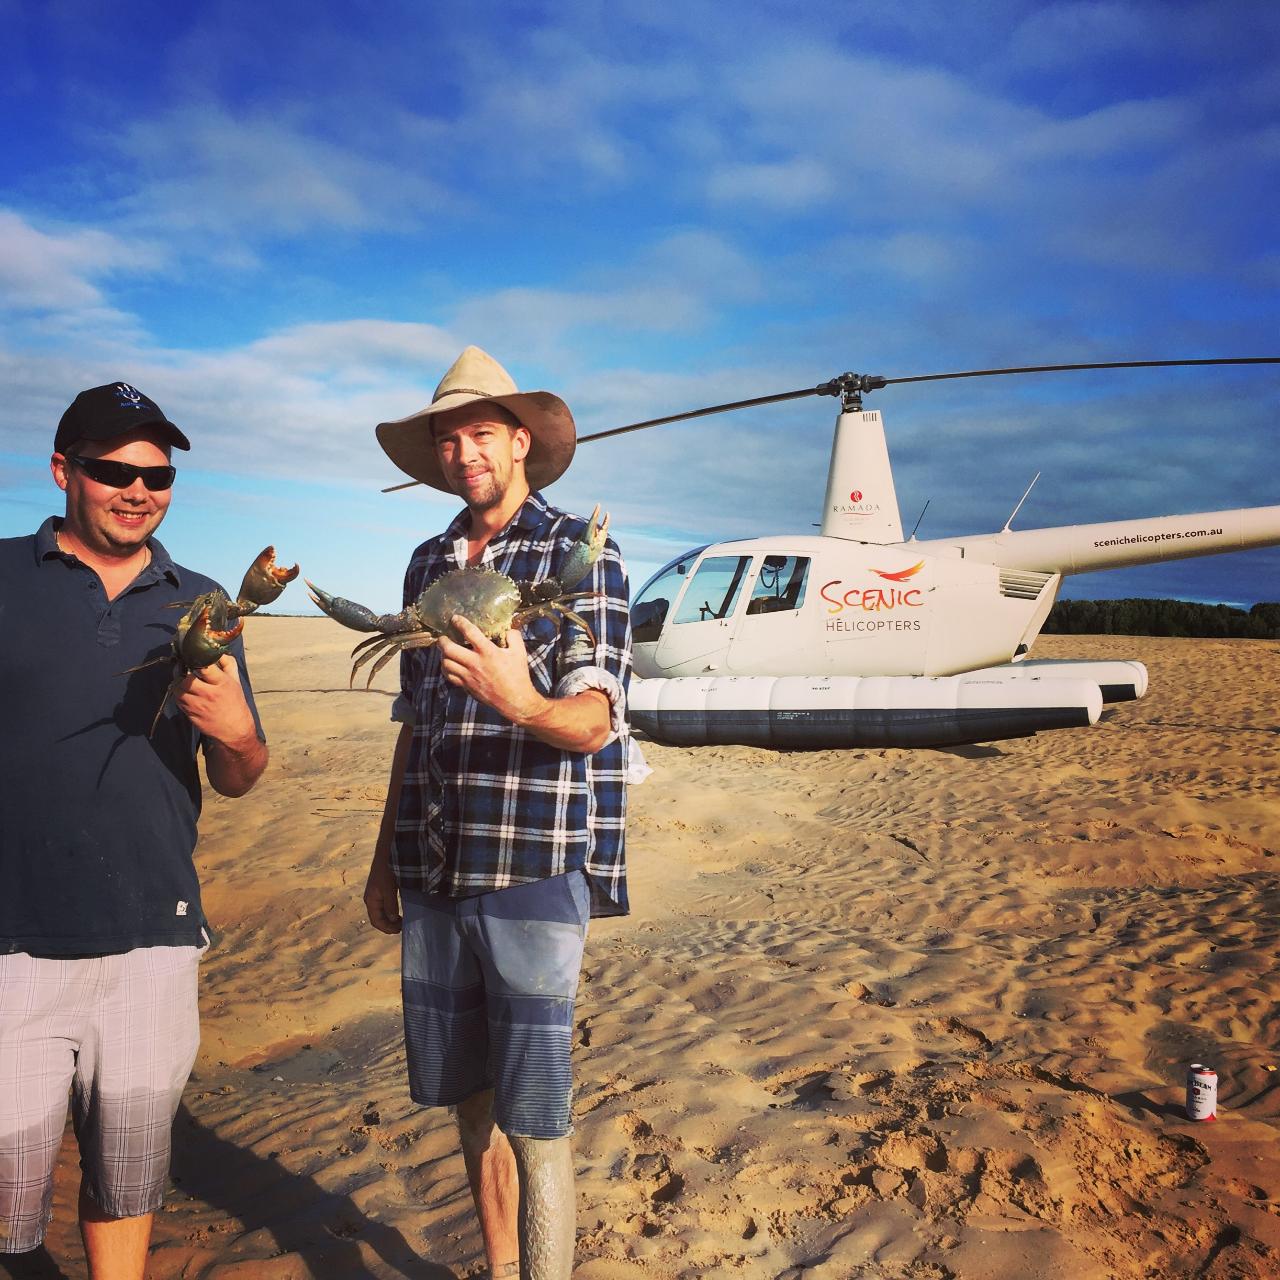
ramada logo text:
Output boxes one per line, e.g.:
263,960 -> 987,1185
821,561 -> 926,614
833,487 -> 881,516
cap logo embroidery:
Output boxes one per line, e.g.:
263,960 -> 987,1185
115,383 -> 147,409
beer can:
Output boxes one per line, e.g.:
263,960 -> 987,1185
1186,1064 -> 1218,1121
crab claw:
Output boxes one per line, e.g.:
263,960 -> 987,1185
306,581 -> 417,634
557,504 -> 610,593
177,601 -> 245,670
237,546 -> 300,609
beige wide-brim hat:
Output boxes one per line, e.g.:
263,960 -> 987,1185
376,345 -> 576,493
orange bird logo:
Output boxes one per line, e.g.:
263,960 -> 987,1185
871,560 -> 925,583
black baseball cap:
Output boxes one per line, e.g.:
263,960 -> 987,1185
55,383 -> 191,454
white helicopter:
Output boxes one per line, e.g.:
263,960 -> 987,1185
588,357 -> 1280,749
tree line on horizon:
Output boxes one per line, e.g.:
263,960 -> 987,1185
1045,598 -> 1280,639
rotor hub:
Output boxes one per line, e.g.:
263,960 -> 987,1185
815,372 -> 888,410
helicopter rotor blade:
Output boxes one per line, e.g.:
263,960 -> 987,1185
577,355 -> 1279,446
882,355 -> 1280,389
382,355 -> 1278,488
576,383 -> 831,444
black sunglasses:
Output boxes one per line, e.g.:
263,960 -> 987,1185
66,454 -> 177,492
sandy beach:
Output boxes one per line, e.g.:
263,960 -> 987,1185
22,620 -> 1280,1279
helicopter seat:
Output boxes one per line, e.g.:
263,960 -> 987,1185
747,575 -> 805,615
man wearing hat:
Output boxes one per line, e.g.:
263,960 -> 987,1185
366,347 -> 632,1279
0,383 -> 268,1277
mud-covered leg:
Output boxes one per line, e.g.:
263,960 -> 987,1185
508,1134 -> 575,1280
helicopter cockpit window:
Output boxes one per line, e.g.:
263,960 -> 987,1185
671,555 -> 751,625
745,555 -> 810,616
630,547 -> 707,643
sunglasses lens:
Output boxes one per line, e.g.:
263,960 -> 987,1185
138,466 -> 176,491
70,456 -> 176,490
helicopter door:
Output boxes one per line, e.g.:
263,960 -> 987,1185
726,555 -> 817,675
650,553 -> 752,674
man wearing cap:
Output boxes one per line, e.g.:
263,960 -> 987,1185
0,383 -> 268,1277
365,347 -> 631,1279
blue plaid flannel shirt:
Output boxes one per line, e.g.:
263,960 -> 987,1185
390,492 -> 632,917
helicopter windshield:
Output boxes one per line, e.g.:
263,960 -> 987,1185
630,546 -> 708,643
671,555 -> 751,624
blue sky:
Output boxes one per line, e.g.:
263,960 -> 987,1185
2,0 -> 1277,612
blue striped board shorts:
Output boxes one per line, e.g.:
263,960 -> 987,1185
400,870 -> 590,1141
0,945 -> 202,1252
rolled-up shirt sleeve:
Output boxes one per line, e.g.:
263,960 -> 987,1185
551,530 -> 632,747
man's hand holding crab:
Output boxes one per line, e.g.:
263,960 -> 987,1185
176,654 -> 268,796
440,615 -> 611,753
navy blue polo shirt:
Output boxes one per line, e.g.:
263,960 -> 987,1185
0,518 -> 263,955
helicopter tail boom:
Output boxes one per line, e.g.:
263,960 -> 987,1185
915,504 -> 1280,577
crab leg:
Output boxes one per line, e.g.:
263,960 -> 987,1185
512,604 -> 599,646
351,632 -> 395,659
555,608 -> 597,645
346,630 -> 413,689
350,630 -> 448,688
349,635 -> 405,688
359,645 -> 404,690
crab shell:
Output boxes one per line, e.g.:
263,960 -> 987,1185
415,567 -> 523,642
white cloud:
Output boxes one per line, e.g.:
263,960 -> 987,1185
706,157 -> 836,211
1015,97 -> 1196,162
450,230 -> 767,359
827,230 -> 974,282
244,320 -> 458,380
114,105 -> 454,238
0,209 -> 163,312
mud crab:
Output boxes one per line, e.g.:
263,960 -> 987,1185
128,546 -> 300,734
306,505 -> 609,688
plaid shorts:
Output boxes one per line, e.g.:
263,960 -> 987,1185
0,945 -> 201,1252
400,871 -> 590,1140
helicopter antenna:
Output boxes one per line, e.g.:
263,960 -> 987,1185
909,499 -> 931,541
381,355 -> 1279,489
1002,473 -> 1040,532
